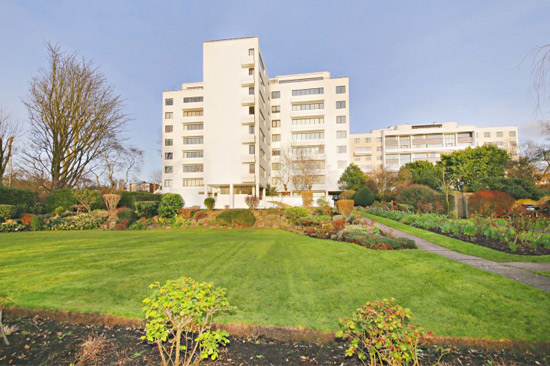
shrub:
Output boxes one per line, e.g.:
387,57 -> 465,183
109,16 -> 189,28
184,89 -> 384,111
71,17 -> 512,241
134,201 -> 159,218
336,298 -> 431,366
216,209 -> 256,227
396,184 -> 440,211
142,277 -> 233,366
468,190 -> 515,217
117,207 -> 137,223
30,215 -> 45,231
353,187 -> 375,207
245,195 -> 259,210
54,206 -> 65,216
316,197 -> 332,215
73,189 -> 101,212
0,221 -> 25,232
119,191 -> 162,208
159,193 -> 184,218
337,225 -> 416,250
336,199 -> 354,216
284,206 -> 309,224
204,197 -> 215,211
177,208 -> 192,219
46,214 -> 107,231
332,215 -> 347,232
45,189 -> 76,213
297,215 -> 331,226
0,186 -> 37,213
194,211 -> 207,220
302,191 -> 313,207
0,205 -> 16,222
339,190 -> 355,200
20,213 -> 35,226
103,194 -> 121,214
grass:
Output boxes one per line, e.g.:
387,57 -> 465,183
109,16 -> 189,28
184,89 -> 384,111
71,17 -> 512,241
536,271 -> 550,277
363,213 -> 550,263
1,229 -> 550,341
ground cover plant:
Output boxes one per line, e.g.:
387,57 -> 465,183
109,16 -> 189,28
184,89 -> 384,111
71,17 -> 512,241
1,229 -> 550,341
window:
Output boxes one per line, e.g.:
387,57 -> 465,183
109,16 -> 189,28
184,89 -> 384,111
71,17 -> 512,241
184,151 -> 203,158
165,139 -> 173,146
249,125 -> 255,134
183,110 -> 203,117
337,160 -> 347,169
292,103 -> 324,111
185,123 -> 203,130
336,130 -> 347,139
183,165 -> 203,172
272,91 -> 280,99
336,115 -> 346,124
272,134 -> 281,142
510,141 -> 517,146
249,164 -> 255,174
355,138 -> 359,143
249,87 -> 255,95
484,132 -> 491,138
165,152 -> 173,160
249,106 -> 255,115
272,119 -> 281,128
291,87 -> 324,96
183,137 -> 203,144
336,101 -> 346,109
248,48 -> 254,56
272,148 -> 281,156
292,117 -> 324,125
249,68 -> 254,75
164,166 -> 173,173
249,145 -> 255,154
496,131 -> 503,137
336,86 -> 346,94
365,138 -> 371,143
293,145 -> 324,155
495,141 -> 504,146
165,112 -> 173,119
376,146 -> 382,151
272,105 -> 280,113
183,178 -> 203,187
164,179 -> 173,187
509,131 -> 516,137
292,131 -> 324,140
272,163 -> 280,171
165,125 -> 173,133
183,96 -> 203,103
337,145 -> 347,153
165,98 -> 173,106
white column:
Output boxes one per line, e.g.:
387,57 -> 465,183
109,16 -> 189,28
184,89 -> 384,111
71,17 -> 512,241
230,184 -> 234,209
255,183 -> 260,197
204,184 -> 208,207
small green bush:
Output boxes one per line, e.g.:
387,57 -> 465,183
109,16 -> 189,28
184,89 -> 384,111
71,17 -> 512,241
284,206 -> 309,224
216,209 -> 256,227
204,197 -> 216,210
396,184 -> 440,211
54,206 -> 65,216
30,215 -> 45,231
353,187 -> 375,207
46,189 -> 77,213
134,201 -> 160,218
0,204 -> 16,222
159,194 -> 184,218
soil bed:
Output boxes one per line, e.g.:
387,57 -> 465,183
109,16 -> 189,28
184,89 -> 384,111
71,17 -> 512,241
1,316 -> 548,366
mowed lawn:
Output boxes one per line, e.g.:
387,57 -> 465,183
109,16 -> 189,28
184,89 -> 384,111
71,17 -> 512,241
1,229 -> 549,341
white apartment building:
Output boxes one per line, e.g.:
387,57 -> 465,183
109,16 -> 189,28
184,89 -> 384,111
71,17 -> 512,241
162,37 -> 350,208
350,122 -> 519,173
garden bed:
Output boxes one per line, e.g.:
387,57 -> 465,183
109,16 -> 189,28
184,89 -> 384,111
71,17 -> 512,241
1,316 -> 548,366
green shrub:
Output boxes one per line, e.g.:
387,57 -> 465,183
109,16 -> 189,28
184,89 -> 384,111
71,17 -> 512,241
73,189 -> 101,212
0,186 -> 37,212
216,209 -> 256,227
119,191 -> 162,208
353,187 -> 375,207
396,184 -> 440,211
337,225 -> 416,250
117,207 -> 137,223
134,201 -> 159,218
142,277 -> 233,365
0,204 -> 16,222
46,189 -> 76,213
0,221 -> 25,232
30,215 -> 45,231
54,206 -> 65,216
158,193 -> 184,218
204,197 -> 216,210
336,298 -> 431,366
297,215 -> 331,226
284,206 -> 309,224
46,214 -> 107,231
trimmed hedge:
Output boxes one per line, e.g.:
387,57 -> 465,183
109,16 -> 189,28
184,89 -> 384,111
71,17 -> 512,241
396,184 -> 440,211
0,186 -> 38,212
216,209 -> 256,227
45,189 -> 76,213
134,201 -> 159,218
119,191 -> 162,209
353,187 -> 375,207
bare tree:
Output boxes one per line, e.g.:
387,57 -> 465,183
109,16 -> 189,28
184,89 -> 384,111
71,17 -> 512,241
149,169 -> 163,186
0,108 -> 18,186
290,145 -> 322,192
99,143 -> 143,189
532,44 -> 550,117
277,145 -> 294,193
23,43 -> 128,192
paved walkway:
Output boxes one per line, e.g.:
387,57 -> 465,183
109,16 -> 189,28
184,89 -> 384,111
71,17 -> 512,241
368,219 -> 550,292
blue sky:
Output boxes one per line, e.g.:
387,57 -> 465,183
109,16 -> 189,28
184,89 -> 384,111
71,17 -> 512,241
1,0 -> 549,178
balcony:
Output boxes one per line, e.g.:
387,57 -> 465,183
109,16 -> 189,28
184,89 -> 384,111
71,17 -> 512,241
241,114 -> 255,125
290,95 -> 324,104
241,134 -> 256,144
240,74 -> 255,86
240,55 -> 255,67
290,109 -> 324,118
182,116 -> 203,123
241,154 -> 255,163
241,94 -> 255,105
241,173 -> 256,183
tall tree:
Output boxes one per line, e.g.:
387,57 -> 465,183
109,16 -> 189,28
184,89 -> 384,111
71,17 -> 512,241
338,163 -> 366,191
0,108 -> 17,186
400,160 -> 441,190
24,43 -> 128,191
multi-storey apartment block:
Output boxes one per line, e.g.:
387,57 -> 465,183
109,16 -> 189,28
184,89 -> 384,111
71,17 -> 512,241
162,37 -> 350,208
349,122 -> 519,173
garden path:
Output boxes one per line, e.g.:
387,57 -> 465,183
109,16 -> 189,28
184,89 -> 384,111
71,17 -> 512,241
367,219 -> 550,292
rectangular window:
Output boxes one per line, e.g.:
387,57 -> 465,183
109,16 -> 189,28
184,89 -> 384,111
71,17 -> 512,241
249,145 -> 255,154
165,152 -> 173,160
164,179 -> 173,187
336,115 -> 346,124
248,48 -> 254,56
292,131 -> 324,140
272,105 -> 280,113
509,131 -> 516,137
272,119 -> 281,128
272,148 -> 281,156
293,145 -> 325,155
336,86 -> 346,94
249,164 -> 255,174
484,132 -> 491,138
272,91 -> 280,99
272,134 -> 281,142
183,96 -> 203,103
249,87 -> 255,95
292,103 -> 324,111
249,125 -> 255,134
183,178 -> 203,187
183,137 -> 203,144
184,151 -> 203,158
185,123 -> 203,130
336,101 -> 346,109
272,163 -> 281,171
183,165 -> 203,172
292,117 -> 324,126
249,68 -> 254,75
496,131 -> 503,137
355,138 -> 359,143
365,138 -> 371,143
165,98 -> 173,106
165,112 -> 173,119
249,106 -> 255,115
291,87 -> 324,96
376,146 -> 382,151
336,130 -> 347,139
164,166 -> 173,173
165,125 -> 173,133
337,145 -> 347,153
165,139 -> 173,146
183,110 -> 203,117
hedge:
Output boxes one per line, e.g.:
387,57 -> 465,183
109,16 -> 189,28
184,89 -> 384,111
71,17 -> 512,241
216,209 -> 256,227
119,191 -> 162,209
45,189 -> 77,213
0,186 -> 38,212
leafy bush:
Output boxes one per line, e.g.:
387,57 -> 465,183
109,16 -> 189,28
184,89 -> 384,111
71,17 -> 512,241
470,177 -> 540,200
0,221 -> 26,232
216,210 -> 256,227
158,193 -> 184,218
204,197 -> 215,210
134,201 -> 160,218
284,206 -> 309,224
119,191 -> 162,208
337,225 -> 416,250
396,184 -> 440,211
177,207 -> 192,218
0,186 -> 37,213
336,199 -> 354,216
45,189 -> 76,213
353,187 -> 375,207
142,277 -> 233,366
46,214 -> 107,231
297,215 -> 331,226
332,215 -> 347,232
194,211 -> 207,220
0,205 -> 16,222
117,207 -> 137,223
20,213 -> 35,226
316,197 -> 332,215
336,298 -> 431,366
30,215 -> 45,231
468,190 -> 515,216
54,206 -> 65,216
339,190 -> 356,200
73,189 -> 101,212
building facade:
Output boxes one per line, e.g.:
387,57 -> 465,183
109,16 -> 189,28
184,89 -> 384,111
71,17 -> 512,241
349,122 -> 519,173
162,37 -> 350,208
